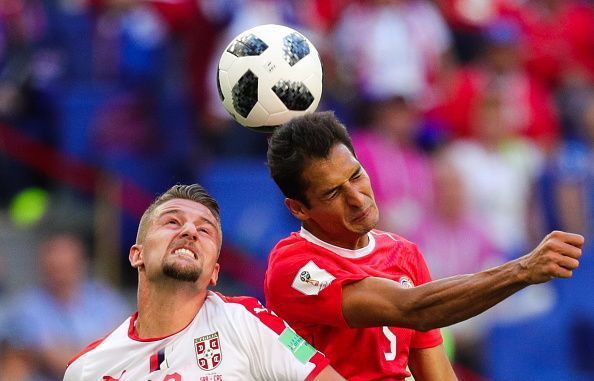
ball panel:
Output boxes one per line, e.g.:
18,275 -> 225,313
218,51 -> 237,71
227,33 -> 269,57
272,80 -> 315,111
282,32 -> 310,66
232,70 -> 259,118
258,85 -> 290,115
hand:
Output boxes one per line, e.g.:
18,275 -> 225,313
519,231 -> 584,284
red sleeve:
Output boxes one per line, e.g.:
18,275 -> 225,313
265,241 -> 368,328
407,244 -> 443,349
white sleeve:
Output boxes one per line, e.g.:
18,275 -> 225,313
237,300 -> 329,380
63,357 -> 84,381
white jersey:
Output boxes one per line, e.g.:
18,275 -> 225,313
64,291 -> 329,381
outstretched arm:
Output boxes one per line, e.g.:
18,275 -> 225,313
343,231 -> 584,331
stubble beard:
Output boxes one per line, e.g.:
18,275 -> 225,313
162,260 -> 201,282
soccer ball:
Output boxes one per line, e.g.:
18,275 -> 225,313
217,24 -> 323,132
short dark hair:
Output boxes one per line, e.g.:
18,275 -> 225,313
136,184 -> 220,244
266,111 -> 356,206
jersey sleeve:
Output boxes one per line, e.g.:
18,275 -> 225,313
407,244 -> 443,349
63,357 -> 84,381
265,243 -> 368,328
223,295 -> 330,381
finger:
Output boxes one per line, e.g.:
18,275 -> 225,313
550,231 -> 585,248
558,256 -> 580,271
559,243 -> 583,260
545,240 -> 583,260
554,266 -> 574,279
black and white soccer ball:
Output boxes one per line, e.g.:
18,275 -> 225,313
217,24 -> 323,132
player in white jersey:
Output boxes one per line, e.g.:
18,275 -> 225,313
64,184 -> 343,381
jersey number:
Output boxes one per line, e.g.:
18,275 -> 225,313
382,326 -> 397,361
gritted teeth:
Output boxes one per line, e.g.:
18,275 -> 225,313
173,248 -> 196,258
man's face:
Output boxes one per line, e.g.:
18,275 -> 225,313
294,143 -> 379,249
130,199 -> 221,287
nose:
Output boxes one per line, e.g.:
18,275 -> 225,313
180,221 -> 198,240
345,183 -> 366,208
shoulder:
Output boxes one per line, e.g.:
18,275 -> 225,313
64,334 -> 110,380
65,316 -> 130,377
267,233 -> 323,271
210,292 -> 265,314
208,292 -> 287,335
269,232 -> 306,256
371,229 -> 418,251
266,238 -> 346,290
67,335 -> 108,367
371,229 -> 427,265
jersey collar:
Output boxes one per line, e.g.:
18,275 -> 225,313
299,227 -> 376,258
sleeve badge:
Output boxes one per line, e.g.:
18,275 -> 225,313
291,260 -> 335,296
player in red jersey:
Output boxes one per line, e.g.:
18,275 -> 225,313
264,111 -> 584,380
64,184 -> 344,381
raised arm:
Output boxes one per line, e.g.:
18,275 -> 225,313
343,231 -> 584,331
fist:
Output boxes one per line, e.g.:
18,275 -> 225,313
521,231 -> 584,284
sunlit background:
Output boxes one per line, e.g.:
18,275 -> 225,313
0,1 -> 593,380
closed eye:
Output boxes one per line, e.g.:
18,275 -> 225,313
351,168 -> 363,180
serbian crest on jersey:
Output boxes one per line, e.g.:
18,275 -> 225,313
194,332 -> 222,370
398,276 -> 414,288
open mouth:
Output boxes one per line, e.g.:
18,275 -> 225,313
171,247 -> 197,259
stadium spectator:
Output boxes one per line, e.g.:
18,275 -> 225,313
264,111 -> 583,380
445,90 -> 544,258
333,0 -> 453,105
433,16 -> 560,150
410,153 -> 502,280
433,0 -> 521,63
409,154 -> 503,377
64,184 -> 344,380
0,0 -> 58,206
507,0 -> 594,89
351,96 -> 433,238
544,89 -> 594,241
2,232 -> 130,380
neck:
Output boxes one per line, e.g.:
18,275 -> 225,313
135,278 -> 207,339
302,224 -> 370,250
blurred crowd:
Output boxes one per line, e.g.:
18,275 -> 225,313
0,0 -> 594,380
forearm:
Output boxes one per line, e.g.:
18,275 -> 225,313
343,231 -> 583,330
401,259 -> 528,331
343,259 -> 528,330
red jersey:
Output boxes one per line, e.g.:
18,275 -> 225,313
264,228 -> 442,380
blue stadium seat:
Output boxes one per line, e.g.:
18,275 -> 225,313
487,272 -> 594,381
56,83 -> 116,161
487,310 -> 572,381
198,158 -> 299,261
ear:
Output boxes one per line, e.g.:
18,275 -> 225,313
129,244 -> 144,269
284,198 -> 310,222
209,263 -> 220,286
